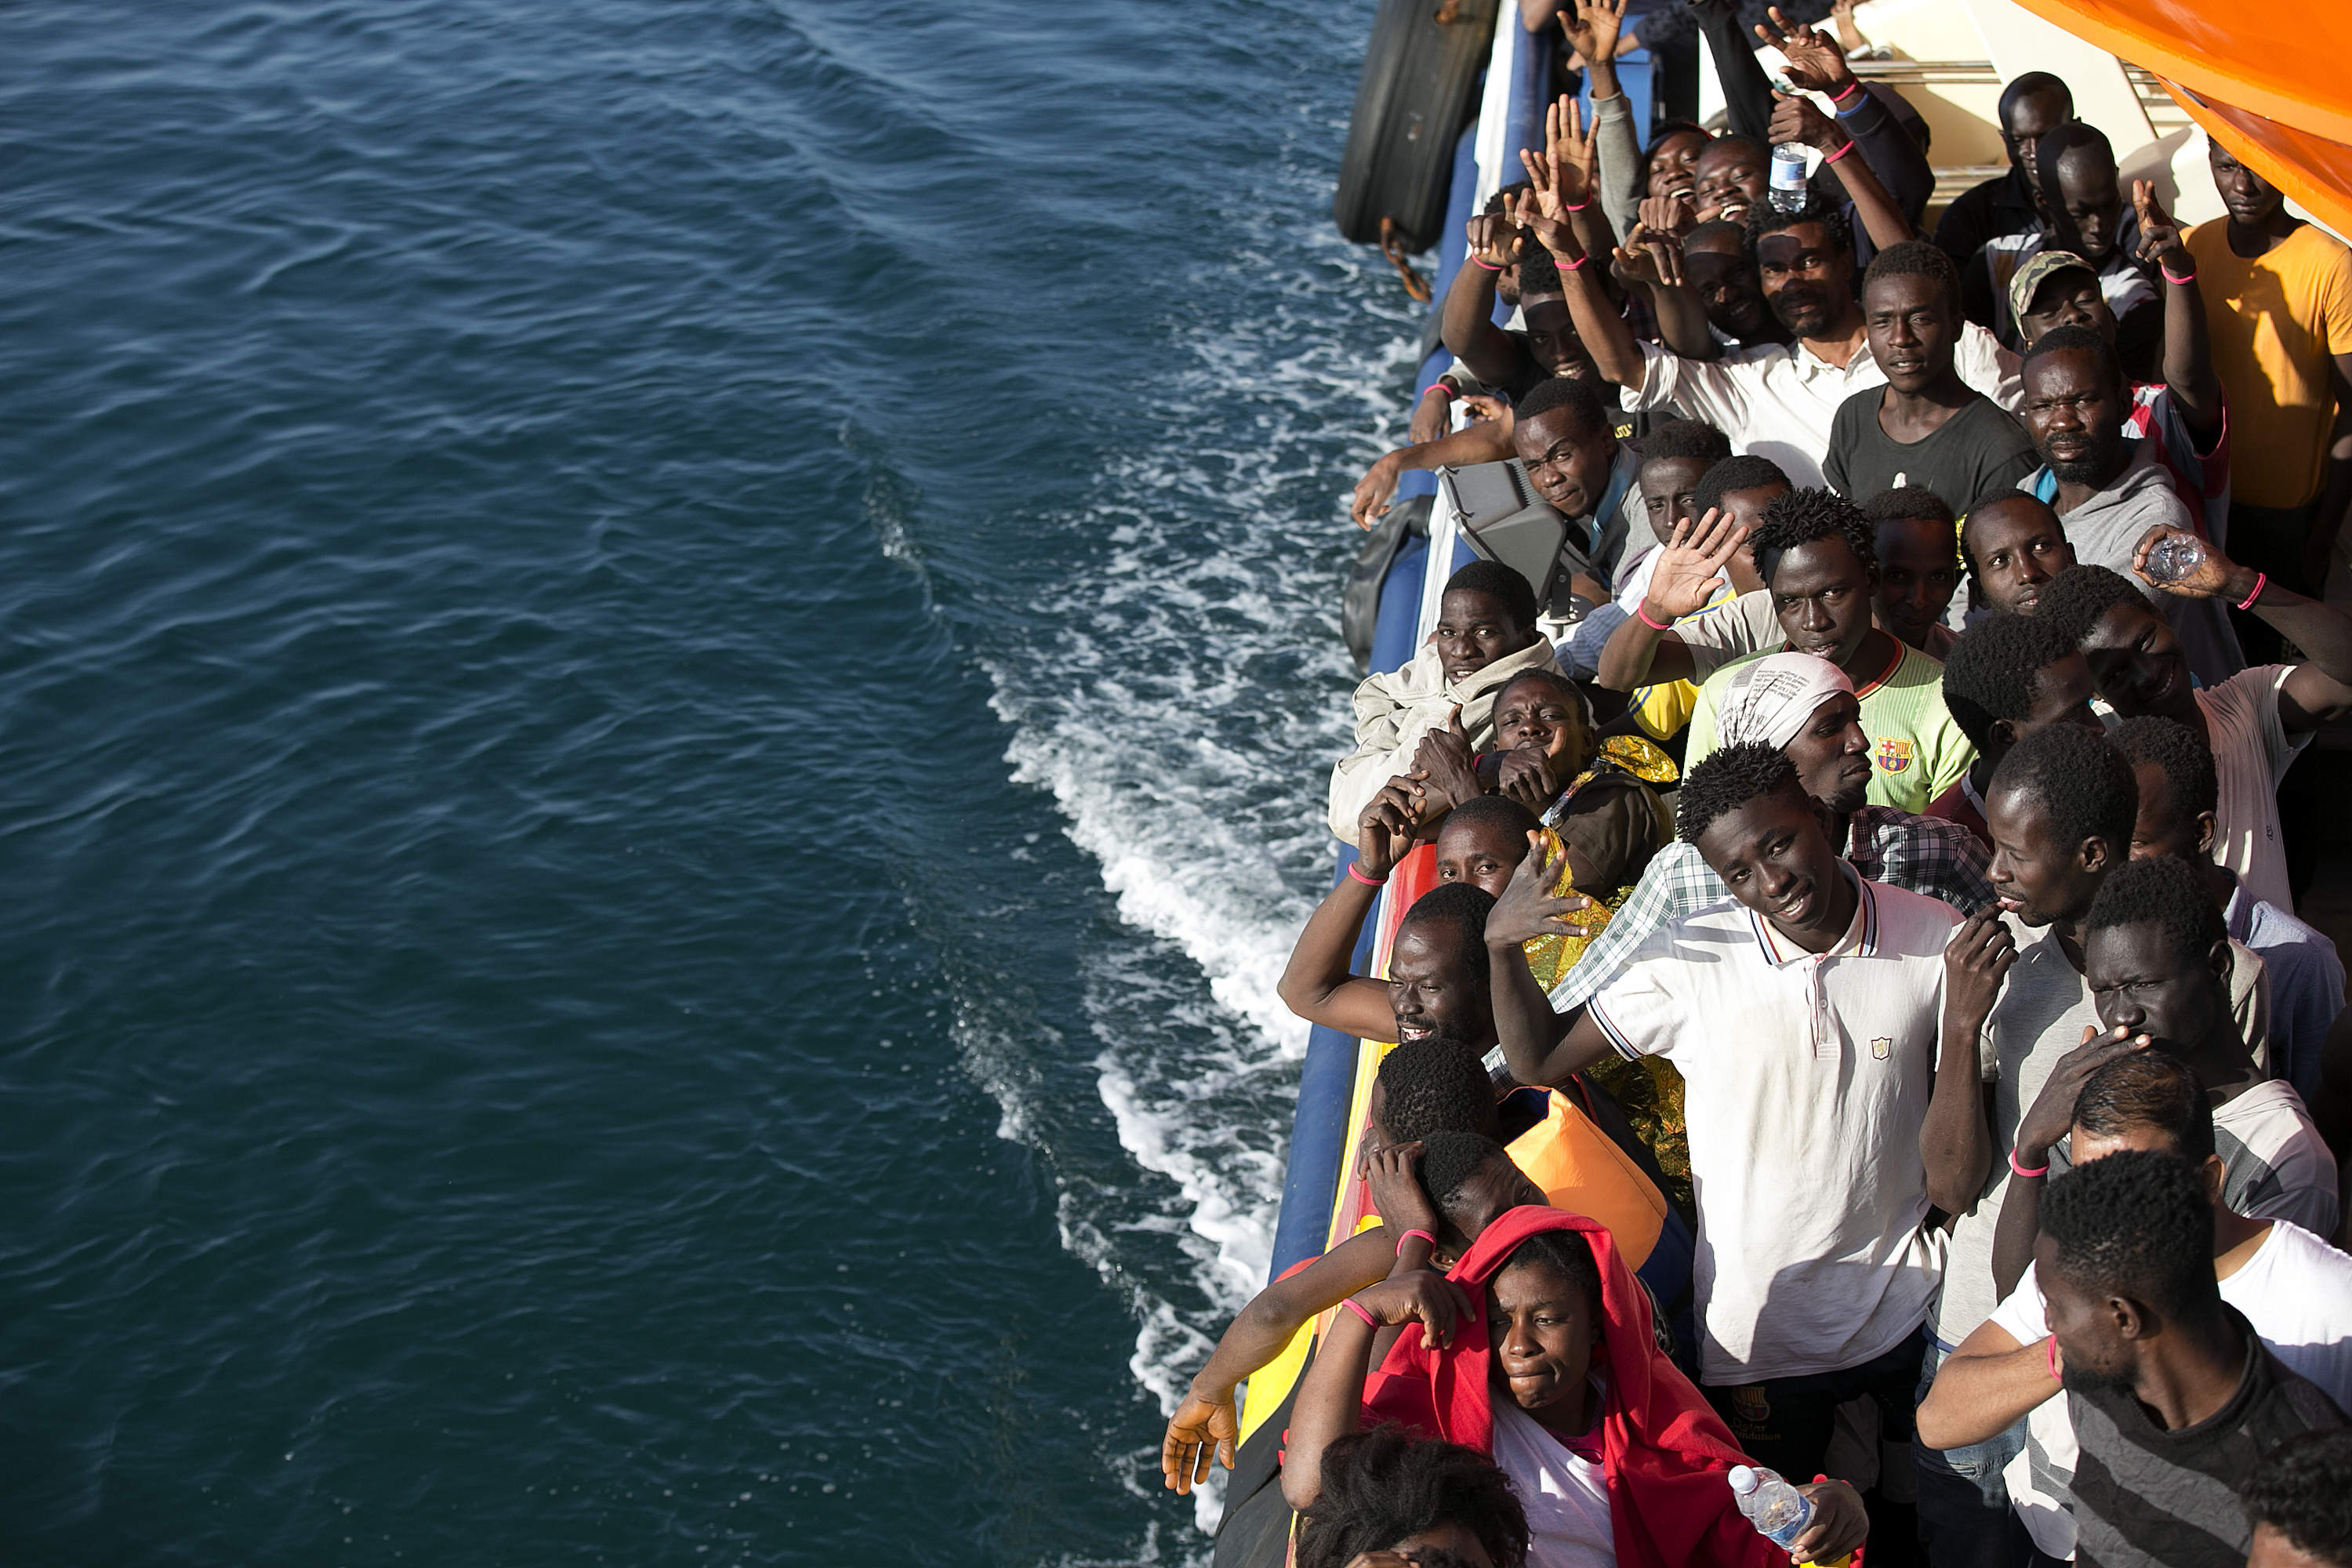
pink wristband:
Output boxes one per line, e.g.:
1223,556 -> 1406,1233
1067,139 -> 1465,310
1469,253 -> 1503,271
1636,606 -> 1672,631
1347,862 -> 1388,887
1344,1298 -> 1379,1329
1421,384 -> 1455,400
1562,198 -> 1592,212
1830,78 -> 1867,107
2047,1334 -> 2062,1381
2009,1148 -> 2049,1180
2161,264 -> 2197,286
1395,1228 -> 1438,1256
1557,252 -> 1588,270
2237,570 -> 2267,611
1823,139 -> 1856,165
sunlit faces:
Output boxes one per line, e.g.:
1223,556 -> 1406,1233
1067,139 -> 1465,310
2083,918 -> 2230,1057
1778,690 -> 1874,817
1755,222 -> 1854,339
1491,673 -> 1594,773
1693,784 -> 1853,943
1766,535 -> 1878,663
1646,128 -> 1708,201
1485,1254 -> 1599,1420
1962,496 -> 2076,614
1512,405 -> 1617,521
1873,516 -> 1961,650
1863,270 -> 1958,395
2022,347 -> 2124,486
1435,815 -> 1532,898
2209,140 -> 2285,230
1984,781 -> 2107,929
1639,456 -> 1713,539
1385,918 -> 1488,1050
1693,140 -> 1766,225
1431,586 -> 1537,683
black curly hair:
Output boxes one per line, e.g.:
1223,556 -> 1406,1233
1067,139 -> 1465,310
1516,245 -> 1563,299
1295,1424 -> 1530,1568
1675,740 -> 1803,845
1637,418 -> 1733,470
2072,1050 -> 2216,1164
1862,238 -> 1962,314
1397,883 -> 1497,995
1744,191 -> 1852,260
1442,559 -> 1540,632
2110,714 -> 2218,822
1693,453 -> 1791,519
1986,721 -> 2138,855
2241,1429 -> 2352,1568
2041,1146 -> 2219,1323
1864,484 -> 1958,530
1939,608 -> 2080,750
1417,1129 -> 1515,1219
2023,321 -> 2124,396
2085,852 -> 2227,970
1498,1225 -> 1604,1319
1751,486 -> 1878,586
1375,1036 -> 1498,1144
1512,370 -> 1609,437
2038,563 -> 2151,648
1436,790 -> 1545,848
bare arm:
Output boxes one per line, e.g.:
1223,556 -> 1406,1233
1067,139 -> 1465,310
1441,217 -> 1531,390
1278,800 -> 1417,1040
1759,9 -> 1931,228
1281,1272 -> 1476,1511
1348,419 -> 1521,528
1593,510 -> 1747,690
1915,1316 -> 2056,1450
2131,181 -> 2221,439
2136,531 -> 2352,730
1994,1026 -> 2147,1296
1770,91 -> 1912,253
1596,615 -> 1695,691
1923,913 -> 2010,1214
1515,98 -> 1647,390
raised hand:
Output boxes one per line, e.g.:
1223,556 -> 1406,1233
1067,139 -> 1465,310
1829,0 -> 1870,54
1465,209 -> 1526,270
1611,220 -> 1687,292
1639,507 -> 1751,623
1514,95 -> 1595,257
1348,1271 -> 1479,1351
1362,1139 -> 1442,1238
1558,0 -> 1627,73
1161,1388 -> 1240,1494
1410,708 -> 1485,814
1635,192 -> 1697,241
1486,830 -> 1598,945
2129,523 -> 2251,601
1754,4 -> 1856,97
1944,909 -> 2018,1033
1769,89 -> 1846,155
2132,178 -> 2191,274
2014,1025 -> 2149,1167
1357,781 -> 1425,879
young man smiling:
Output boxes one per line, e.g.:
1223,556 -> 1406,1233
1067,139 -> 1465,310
1682,488 -> 1974,815
1483,739 -> 1971,1488
1825,242 -> 2038,520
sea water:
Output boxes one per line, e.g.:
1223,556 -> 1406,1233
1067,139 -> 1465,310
0,0 -> 1417,1561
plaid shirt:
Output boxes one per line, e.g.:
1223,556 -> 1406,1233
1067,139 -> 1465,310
1548,806 -> 1995,1012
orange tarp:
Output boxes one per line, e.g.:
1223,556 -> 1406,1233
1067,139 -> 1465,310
2006,0 -> 2352,241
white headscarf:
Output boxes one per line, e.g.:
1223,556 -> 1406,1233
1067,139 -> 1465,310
1716,652 -> 1855,752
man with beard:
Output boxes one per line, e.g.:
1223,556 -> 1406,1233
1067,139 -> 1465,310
1969,123 -> 2159,368
2017,325 -> 2245,686
1933,71 -> 2074,273
2185,139 -> 2352,648
1480,738 -> 1971,1495
1549,194 -> 2020,488
2036,1154 -> 2345,1566
1825,242 -> 2038,520
1544,650 -> 1991,1017
1682,489 -> 1974,815
1958,494 -> 2077,617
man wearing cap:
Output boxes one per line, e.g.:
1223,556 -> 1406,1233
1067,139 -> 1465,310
2012,180 -> 2230,546
1965,123 -> 2159,367
1544,650 -> 1992,1015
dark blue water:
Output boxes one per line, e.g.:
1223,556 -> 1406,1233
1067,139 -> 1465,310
0,1 -> 1424,1560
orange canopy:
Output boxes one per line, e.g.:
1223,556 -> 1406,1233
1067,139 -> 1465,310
2007,0 -> 2352,240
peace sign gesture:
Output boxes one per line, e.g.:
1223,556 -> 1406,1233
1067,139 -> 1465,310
2131,178 -> 2191,276
1514,94 -> 1596,260
1753,4 -> 1856,98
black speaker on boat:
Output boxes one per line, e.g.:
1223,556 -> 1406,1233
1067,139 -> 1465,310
1332,0 -> 1500,252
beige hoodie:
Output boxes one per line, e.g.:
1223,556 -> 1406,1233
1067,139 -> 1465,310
1324,636 -> 1562,840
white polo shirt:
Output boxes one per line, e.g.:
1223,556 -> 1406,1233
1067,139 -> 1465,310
1626,323 -> 2022,489
1589,869 -> 1958,1385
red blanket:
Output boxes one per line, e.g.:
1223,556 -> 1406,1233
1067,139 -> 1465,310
1362,1206 -> 1784,1568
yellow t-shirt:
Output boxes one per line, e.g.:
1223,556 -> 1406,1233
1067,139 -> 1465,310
2186,220 -> 2352,509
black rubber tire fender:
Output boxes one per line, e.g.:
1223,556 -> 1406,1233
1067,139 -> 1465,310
1332,0 -> 1498,253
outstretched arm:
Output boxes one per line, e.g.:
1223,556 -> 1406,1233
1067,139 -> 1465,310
1441,215 -> 1534,390
1688,0 -> 1774,143
1281,1272 -> 1477,1510
1518,103 -> 1646,390
1759,8 -> 1930,227
1770,90 -> 1914,253
1279,795 -> 1420,1039
2131,181 -> 2221,441
1349,419 -> 1519,528
2132,528 -> 2352,731
1915,1316 -> 2058,1450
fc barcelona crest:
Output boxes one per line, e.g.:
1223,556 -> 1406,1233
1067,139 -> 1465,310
1875,737 -> 1915,774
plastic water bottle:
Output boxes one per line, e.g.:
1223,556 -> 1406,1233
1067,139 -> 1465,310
1769,144 -> 1810,212
2141,531 -> 2209,585
1729,1465 -> 1853,1566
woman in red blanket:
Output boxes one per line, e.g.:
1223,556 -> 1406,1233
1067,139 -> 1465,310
1283,1207 -> 1867,1568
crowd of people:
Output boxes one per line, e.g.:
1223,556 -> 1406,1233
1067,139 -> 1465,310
1164,3 -> 2352,1564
